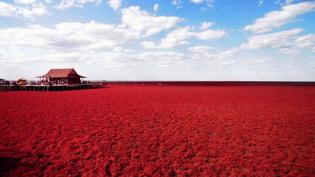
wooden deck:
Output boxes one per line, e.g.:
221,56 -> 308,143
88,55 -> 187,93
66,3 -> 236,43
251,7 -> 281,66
0,84 -> 105,92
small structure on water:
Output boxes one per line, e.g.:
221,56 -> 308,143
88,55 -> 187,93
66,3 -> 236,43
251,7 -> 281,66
38,68 -> 86,85
17,78 -> 27,86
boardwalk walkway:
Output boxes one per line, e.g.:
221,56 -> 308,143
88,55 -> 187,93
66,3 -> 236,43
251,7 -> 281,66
0,84 -> 105,92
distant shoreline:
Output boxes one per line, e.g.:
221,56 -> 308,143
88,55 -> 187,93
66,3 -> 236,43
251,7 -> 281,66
105,81 -> 315,86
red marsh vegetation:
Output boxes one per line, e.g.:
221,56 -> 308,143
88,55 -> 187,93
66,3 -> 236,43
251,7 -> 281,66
0,85 -> 315,176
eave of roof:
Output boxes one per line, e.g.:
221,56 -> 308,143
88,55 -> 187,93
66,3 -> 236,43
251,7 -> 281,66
37,68 -> 86,78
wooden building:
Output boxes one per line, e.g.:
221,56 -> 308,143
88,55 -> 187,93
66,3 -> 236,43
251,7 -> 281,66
38,68 -> 86,85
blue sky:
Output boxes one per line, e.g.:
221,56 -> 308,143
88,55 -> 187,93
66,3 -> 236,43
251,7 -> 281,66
0,0 -> 315,81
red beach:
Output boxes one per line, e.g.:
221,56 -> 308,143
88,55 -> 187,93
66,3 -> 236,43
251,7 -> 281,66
0,85 -> 315,176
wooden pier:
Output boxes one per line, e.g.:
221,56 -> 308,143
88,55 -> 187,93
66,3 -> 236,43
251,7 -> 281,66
0,84 -> 105,92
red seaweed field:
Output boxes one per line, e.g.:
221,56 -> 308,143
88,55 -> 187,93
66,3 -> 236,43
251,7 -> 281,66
0,85 -> 315,176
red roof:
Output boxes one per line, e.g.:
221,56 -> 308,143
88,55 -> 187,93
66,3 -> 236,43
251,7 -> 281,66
38,68 -> 85,78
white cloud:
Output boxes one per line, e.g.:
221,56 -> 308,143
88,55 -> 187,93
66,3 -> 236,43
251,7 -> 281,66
204,28 -> 315,58
219,60 -> 236,65
0,17 -> 225,79
78,0 -> 101,4
56,0 -> 101,10
200,21 -> 214,30
107,0 -> 121,10
15,0 -> 38,5
241,28 -> 302,49
195,29 -> 225,40
172,0 -> 181,5
215,48 -> 241,59
189,45 -> 213,58
137,51 -> 185,61
56,0 -> 78,10
141,41 -> 157,49
191,0 -> 204,4
19,3 -> 49,18
0,5 -> 184,54
159,26 -> 192,49
244,2 -> 315,33
189,45 -> 212,53
258,0 -> 263,6
158,26 -> 225,49
0,1 -> 49,19
0,2 -> 17,17
191,47 -> 241,60
120,6 -> 182,37
191,0 -> 214,7
0,21 -> 139,56
294,34 -> 315,48
0,21 -> 189,79
241,28 -> 315,54
153,3 -> 159,12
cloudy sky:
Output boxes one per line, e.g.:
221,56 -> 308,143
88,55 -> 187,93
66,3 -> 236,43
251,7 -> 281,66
0,0 -> 315,81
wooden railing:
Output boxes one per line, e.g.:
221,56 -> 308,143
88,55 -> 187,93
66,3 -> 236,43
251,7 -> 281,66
0,83 -> 106,92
